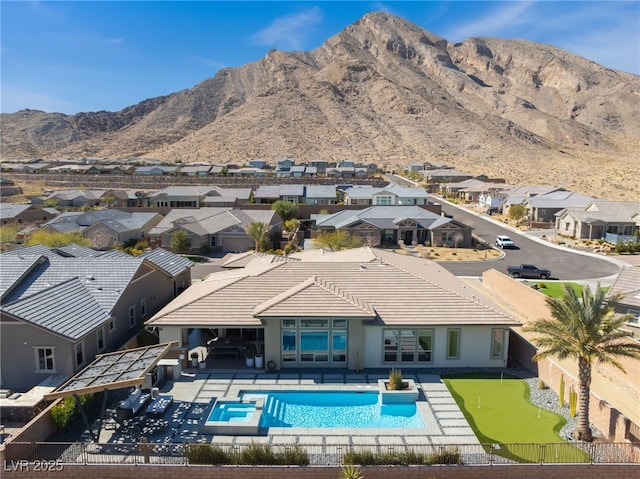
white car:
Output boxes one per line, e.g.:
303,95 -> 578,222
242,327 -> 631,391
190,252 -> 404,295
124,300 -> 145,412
496,235 -> 515,249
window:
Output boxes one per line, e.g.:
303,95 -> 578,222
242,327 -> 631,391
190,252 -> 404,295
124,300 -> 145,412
97,328 -> 106,351
623,225 -> 635,235
75,342 -> 84,366
627,309 -> 639,326
606,225 -> 619,234
447,328 -> 460,359
129,306 -> 136,328
35,347 -> 55,372
282,318 -> 346,364
442,232 -> 454,243
384,329 -> 433,363
376,196 -> 393,205
140,298 -> 147,318
108,318 -> 115,332
491,329 -> 505,359
417,330 -> 433,362
210,235 -> 217,247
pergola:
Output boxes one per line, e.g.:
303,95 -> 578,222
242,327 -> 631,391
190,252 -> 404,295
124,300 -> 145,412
44,342 -> 177,441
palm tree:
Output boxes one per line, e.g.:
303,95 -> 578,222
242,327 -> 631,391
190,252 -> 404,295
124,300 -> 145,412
244,221 -> 271,252
523,284 -> 640,441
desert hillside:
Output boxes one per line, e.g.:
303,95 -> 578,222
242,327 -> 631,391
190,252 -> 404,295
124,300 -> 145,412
2,12 -> 639,200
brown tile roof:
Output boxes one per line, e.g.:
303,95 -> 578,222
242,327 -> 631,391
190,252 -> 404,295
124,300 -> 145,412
146,248 -> 519,328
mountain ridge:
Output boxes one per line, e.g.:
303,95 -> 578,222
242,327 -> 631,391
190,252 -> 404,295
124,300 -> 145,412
2,12 -> 639,200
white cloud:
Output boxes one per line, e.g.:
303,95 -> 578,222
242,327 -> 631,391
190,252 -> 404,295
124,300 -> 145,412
251,6 -> 324,50
443,1 -> 536,41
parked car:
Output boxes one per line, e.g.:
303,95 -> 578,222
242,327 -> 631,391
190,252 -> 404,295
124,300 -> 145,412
496,235 -> 515,249
506,264 -> 552,279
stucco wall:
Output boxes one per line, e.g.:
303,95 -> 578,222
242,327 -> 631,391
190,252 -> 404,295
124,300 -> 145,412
1,463 -> 638,479
482,269 -> 640,442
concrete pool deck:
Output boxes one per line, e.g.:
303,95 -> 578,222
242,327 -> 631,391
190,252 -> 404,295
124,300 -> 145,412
99,369 -> 479,447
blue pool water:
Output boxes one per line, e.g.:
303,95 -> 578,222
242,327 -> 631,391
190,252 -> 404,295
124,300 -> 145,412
240,391 -> 424,428
207,402 -> 256,423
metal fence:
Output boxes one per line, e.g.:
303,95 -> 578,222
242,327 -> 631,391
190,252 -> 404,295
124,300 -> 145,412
4,441 -> 639,466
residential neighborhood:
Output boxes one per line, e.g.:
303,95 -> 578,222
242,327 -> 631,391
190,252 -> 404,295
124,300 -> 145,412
0,168 -> 639,474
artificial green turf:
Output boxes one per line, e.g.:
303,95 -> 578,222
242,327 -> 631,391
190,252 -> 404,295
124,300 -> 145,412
443,373 -> 590,463
524,281 -> 584,298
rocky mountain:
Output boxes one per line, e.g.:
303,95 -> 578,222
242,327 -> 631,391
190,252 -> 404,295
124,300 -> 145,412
2,12 -> 639,199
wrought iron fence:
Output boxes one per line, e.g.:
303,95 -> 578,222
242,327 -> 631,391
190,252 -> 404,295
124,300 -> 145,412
4,441 -> 639,466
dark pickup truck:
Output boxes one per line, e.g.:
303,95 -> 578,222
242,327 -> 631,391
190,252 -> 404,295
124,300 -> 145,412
506,264 -> 552,279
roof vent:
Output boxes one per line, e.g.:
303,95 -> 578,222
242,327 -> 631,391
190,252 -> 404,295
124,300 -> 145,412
359,264 -> 366,270
86,275 -> 95,281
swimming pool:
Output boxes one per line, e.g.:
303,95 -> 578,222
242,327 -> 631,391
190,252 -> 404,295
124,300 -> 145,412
240,391 -> 424,428
207,402 -> 256,423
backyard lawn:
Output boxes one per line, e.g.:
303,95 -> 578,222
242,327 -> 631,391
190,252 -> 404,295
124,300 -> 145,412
524,281 -> 584,298
443,373 -> 590,463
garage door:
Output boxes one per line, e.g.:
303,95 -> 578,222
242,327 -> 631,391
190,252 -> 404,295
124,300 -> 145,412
221,236 -> 252,253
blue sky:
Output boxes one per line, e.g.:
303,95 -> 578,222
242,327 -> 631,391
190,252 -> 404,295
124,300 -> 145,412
2,1 -> 639,114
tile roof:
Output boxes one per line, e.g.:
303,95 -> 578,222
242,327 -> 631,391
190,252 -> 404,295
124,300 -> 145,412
609,267 -> 640,309
3,278 -> 109,340
141,248 -> 194,276
146,247 -> 519,328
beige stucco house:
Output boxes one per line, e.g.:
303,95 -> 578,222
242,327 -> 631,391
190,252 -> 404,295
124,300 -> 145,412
147,248 -> 519,371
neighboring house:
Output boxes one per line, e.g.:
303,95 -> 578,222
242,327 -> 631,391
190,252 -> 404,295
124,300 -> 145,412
608,267 -> 640,336
304,185 -> 338,205
555,200 -> 640,242
275,158 -> 295,177
500,185 -> 566,216
478,185 -> 518,213
312,205 -> 472,247
226,167 -> 270,178
421,169 -> 474,184
0,245 -> 193,392
147,248 -> 519,370
248,159 -> 267,169
149,207 -> 282,253
254,185 -> 306,204
134,166 -> 178,176
522,191 -> 595,223
0,204 -> 58,226
177,165 -> 213,177
342,184 -> 431,206
253,185 -> 337,205
39,209 -> 163,249
147,186 -> 251,208
33,189 -> 107,208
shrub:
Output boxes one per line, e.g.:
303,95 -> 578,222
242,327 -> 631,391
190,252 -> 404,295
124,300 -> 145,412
340,464 -> 364,479
50,394 -> 94,431
426,447 -> 462,465
537,283 -> 547,289
537,379 -> 548,390
186,444 -> 233,464
277,445 -> 309,465
387,368 -> 404,390
238,444 -> 279,465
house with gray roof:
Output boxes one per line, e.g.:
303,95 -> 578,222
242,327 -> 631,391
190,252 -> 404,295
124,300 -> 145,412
0,245 -> 193,392
0,204 -> 58,226
147,248 -> 519,371
522,191 -> 595,223
253,184 -> 337,205
149,207 -> 282,253
555,200 -> 640,242
33,189 -> 107,208
312,205 -> 472,247
342,184 -> 431,206
38,209 -> 163,249
147,185 -> 251,208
